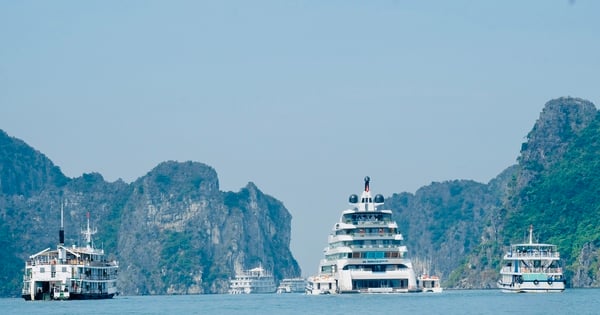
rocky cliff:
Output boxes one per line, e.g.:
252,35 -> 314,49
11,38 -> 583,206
0,131 -> 300,296
118,161 -> 299,294
444,97 -> 600,288
380,97 -> 599,289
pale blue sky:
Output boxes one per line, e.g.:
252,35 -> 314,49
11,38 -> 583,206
1,0 -> 598,275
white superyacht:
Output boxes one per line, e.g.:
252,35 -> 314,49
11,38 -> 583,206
497,225 -> 566,293
306,176 -> 418,294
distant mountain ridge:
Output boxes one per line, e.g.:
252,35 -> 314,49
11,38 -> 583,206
388,97 -> 600,288
1,96 -> 599,296
0,131 -> 300,296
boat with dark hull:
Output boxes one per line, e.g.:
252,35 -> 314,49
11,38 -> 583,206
22,207 -> 118,301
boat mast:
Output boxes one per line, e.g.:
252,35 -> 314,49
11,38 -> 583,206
58,202 -> 66,261
82,211 -> 97,249
528,224 -> 533,244
59,202 -> 65,245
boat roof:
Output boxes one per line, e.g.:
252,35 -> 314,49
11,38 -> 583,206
511,243 -> 556,247
509,225 -> 559,248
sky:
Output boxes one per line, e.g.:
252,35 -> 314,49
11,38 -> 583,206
1,0 -> 599,276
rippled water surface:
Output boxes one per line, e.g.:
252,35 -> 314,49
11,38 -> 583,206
2,288 -> 598,315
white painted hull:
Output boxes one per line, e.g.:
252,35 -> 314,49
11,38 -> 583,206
498,280 -> 565,293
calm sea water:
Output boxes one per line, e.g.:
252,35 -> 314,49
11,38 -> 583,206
2,289 -> 599,315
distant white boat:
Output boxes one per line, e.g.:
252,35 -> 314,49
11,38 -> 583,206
306,176 -> 419,294
497,225 -> 566,293
229,266 -> 276,294
276,278 -> 306,294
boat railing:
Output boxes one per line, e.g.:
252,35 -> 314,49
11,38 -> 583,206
349,244 -> 398,249
506,251 -> 560,259
26,257 -> 56,266
26,258 -> 117,267
73,273 -> 118,281
345,220 -> 393,226
354,232 -> 394,237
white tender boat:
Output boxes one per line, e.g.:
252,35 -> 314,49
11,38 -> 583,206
497,225 -> 566,293
417,274 -> 443,293
228,266 -> 276,294
305,274 -> 337,295
22,207 -> 119,300
306,176 -> 419,294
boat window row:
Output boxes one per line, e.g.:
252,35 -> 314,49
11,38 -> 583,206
353,279 -> 408,290
500,266 -> 563,274
350,251 -> 403,259
326,251 -> 404,261
329,239 -> 403,249
73,267 -> 118,281
335,227 -> 398,236
343,213 -> 393,225
71,281 -> 114,294
343,264 -> 410,272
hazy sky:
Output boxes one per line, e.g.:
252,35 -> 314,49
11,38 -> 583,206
1,0 -> 598,276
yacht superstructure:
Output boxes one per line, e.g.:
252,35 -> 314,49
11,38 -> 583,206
306,176 -> 418,294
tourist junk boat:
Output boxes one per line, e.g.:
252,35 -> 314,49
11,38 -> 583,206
22,207 -> 119,300
497,225 -> 566,293
228,265 -> 277,294
276,278 -> 306,294
306,176 -> 419,294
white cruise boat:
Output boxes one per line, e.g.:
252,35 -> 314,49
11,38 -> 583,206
497,225 -> 566,293
228,265 -> 276,294
22,208 -> 119,300
306,176 -> 418,294
276,278 -> 306,294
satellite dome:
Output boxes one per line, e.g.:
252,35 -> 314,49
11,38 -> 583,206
349,194 -> 359,203
374,194 -> 384,203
